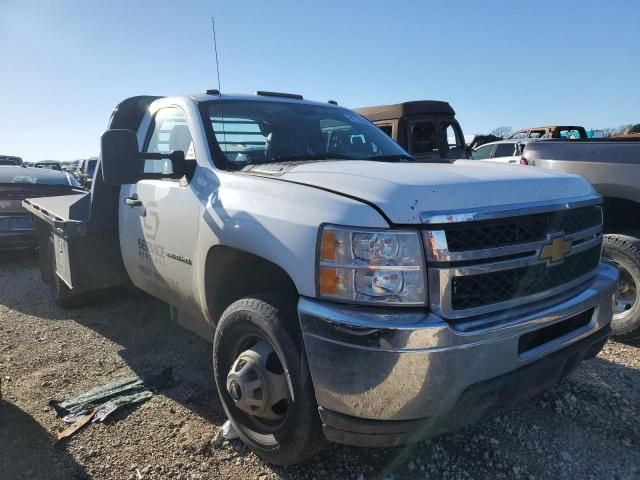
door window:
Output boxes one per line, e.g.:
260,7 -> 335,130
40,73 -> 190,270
144,107 -> 195,174
493,143 -> 517,158
471,144 -> 494,159
410,121 -> 438,154
377,124 -> 393,137
528,130 -> 546,138
442,123 -> 462,149
559,129 -> 583,139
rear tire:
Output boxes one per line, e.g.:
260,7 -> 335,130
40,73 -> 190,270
602,233 -> 640,340
212,294 -> 326,465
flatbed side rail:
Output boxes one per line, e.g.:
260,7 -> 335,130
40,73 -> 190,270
22,198 -> 87,236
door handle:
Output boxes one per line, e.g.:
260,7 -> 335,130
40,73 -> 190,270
125,194 -> 142,207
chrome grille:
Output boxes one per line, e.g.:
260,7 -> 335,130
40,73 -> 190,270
423,198 -> 603,320
451,245 -> 601,310
445,206 -> 602,252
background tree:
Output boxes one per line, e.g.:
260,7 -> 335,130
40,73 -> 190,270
489,126 -> 512,139
602,124 -> 634,137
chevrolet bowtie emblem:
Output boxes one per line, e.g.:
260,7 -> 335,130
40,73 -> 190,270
540,236 -> 573,264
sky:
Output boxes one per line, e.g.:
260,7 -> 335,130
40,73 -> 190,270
1,0 -> 639,162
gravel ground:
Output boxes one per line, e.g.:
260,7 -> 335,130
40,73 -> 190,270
1,251 -> 639,480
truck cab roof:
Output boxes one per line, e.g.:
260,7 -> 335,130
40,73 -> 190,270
185,91 -> 337,109
355,101 -> 456,122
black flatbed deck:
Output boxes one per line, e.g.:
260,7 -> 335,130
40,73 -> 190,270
22,190 -> 127,293
22,192 -> 90,236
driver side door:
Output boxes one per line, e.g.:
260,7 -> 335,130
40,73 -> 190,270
119,106 -> 202,314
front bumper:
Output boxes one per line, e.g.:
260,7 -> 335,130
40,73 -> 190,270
298,262 -> 618,447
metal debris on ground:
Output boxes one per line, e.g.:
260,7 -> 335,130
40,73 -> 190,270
55,410 -> 96,443
50,368 -> 173,441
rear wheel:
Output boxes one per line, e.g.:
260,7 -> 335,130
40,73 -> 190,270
602,233 -> 640,340
212,294 -> 325,465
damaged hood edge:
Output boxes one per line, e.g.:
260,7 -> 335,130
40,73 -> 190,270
257,160 -> 596,224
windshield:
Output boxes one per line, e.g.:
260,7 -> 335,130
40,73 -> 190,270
201,100 -> 410,169
35,162 -> 62,171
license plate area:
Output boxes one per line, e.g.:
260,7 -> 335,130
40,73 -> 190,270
0,215 -> 33,232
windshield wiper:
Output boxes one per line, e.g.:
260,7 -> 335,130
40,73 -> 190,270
366,154 -> 415,162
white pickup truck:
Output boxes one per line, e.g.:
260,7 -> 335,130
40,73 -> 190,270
24,91 -> 618,465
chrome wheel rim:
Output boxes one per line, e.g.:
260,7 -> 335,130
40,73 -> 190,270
614,263 -> 638,318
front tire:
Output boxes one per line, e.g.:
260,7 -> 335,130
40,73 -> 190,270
603,233 -> 640,340
212,294 -> 326,465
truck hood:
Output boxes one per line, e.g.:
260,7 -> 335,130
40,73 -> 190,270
268,160 -> 596,224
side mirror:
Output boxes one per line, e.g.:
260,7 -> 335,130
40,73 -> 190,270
168,150 -> 190,177
101,129 -> 192,185
101,129 -> 143,185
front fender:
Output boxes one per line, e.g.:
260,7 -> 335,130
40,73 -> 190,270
193,170 -> 389,320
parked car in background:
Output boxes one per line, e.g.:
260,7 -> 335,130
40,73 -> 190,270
507,125 -> 588,140
34,160 -> 63,171
24,91 -> 617,464
0,155 -> 24,166
523,140 -> 640,339
356,101 -> 469,162
76,158 -> 97,189
1,166 -> 81,249
471,139 -> 531,164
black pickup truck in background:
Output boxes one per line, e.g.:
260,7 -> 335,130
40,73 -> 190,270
524,140 -> 640,339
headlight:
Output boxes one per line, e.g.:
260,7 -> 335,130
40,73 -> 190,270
317,225 -> 426,305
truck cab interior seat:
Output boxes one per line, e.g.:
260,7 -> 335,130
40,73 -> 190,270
265,127 -> 311,161
169,124 -> 193,153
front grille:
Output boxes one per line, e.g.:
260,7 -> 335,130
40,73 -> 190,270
425,200 -> 604,320
450,245 -> 601,310
445,206 -> 602,252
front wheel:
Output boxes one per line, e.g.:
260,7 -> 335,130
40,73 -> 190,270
602,233 -> 640,340
212,294 -> 326,465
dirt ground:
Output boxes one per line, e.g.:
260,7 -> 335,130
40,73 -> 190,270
1,251 -> 639,480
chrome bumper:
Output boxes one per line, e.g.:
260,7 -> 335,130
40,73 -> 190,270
299,262 -> 617,424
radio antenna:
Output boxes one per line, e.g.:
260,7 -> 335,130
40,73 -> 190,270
211,17 -> 227,153
212,17 -> 223,95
